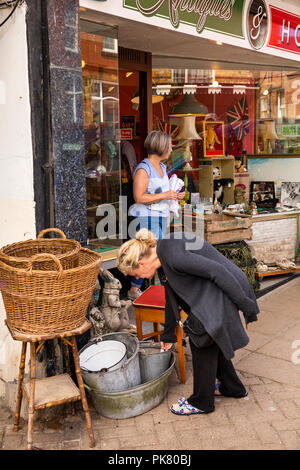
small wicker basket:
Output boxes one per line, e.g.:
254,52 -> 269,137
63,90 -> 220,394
0,228 -> 80,270
0,249 -> 102,334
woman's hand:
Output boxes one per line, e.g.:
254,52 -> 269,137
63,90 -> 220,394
163,190 -> 178,201
160,342 -> 174,351
177,191 -> 186,200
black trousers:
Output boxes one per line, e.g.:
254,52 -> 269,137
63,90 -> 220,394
187,338 -> 247,413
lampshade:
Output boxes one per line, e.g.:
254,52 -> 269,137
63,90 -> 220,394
264,118 -> 279,140
176,115 -> 201,140
131,88 -> 164,104
169,93 -> 208,117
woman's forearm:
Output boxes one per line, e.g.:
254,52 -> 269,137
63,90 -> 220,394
134,191 -> 167,204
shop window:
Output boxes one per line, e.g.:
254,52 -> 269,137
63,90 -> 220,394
152,68 -> 300,158
80,20 -> 121,243
171,69 -> 212,84
102,37 -> 118,55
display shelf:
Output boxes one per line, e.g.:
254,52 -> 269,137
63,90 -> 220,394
198,156 -> 235,205
256,266 -> 300,278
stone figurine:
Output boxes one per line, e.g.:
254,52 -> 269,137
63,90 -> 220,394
89,268 -> 136,338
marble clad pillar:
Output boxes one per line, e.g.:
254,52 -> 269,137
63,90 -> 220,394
46,0 -> 87,243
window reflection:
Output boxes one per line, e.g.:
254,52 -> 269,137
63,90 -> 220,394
81,22 -> 121,241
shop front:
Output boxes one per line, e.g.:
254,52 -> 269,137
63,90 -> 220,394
1,0 -> 300,411
77,0 -> 300,277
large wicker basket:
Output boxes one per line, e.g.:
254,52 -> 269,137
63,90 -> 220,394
0,249 -> 102,334
0,228 -> 81,271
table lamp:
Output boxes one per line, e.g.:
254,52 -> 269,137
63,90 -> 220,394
169,94 -> 208,170
264,118 -> 279,153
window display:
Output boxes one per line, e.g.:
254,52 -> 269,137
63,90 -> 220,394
151,68 -> 300,215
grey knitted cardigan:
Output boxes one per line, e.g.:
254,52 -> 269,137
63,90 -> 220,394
157,232 -> 260,360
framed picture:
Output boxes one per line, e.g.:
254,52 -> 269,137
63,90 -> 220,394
280,182 -> 300,206
121,115 -> 136,136
250,181 -> 276,208
203,121 -> 225,157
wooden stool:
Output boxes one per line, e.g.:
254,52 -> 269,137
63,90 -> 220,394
6,319 -> 95,450
133,285 -> 187,384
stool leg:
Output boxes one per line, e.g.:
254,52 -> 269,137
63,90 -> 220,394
176,324 -> 186,384
62,339 -> 75,415
14,342 -> 27,431
27,342 -> 36,450
70,336 -> 95,448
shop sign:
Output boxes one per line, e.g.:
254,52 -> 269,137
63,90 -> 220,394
123,0 -> 245,38
268,6 -> 300,55
246,0 -> 269,50
120,128 -> 133,139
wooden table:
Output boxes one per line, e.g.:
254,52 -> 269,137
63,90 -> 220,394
133,285 -> 187,384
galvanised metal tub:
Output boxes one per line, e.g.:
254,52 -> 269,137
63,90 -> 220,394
87,352 -> 175,419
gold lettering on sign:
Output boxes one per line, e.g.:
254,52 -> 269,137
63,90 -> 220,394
136,0 -> 235,33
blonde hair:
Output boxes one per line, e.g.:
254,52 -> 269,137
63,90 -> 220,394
117,229 -> 157,274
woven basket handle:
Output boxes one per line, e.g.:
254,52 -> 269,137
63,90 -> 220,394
26,253 -> 63,277
37,228 -> 66,239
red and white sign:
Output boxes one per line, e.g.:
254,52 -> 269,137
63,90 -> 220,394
268,5 -> 300,55
120,128 -> 133,140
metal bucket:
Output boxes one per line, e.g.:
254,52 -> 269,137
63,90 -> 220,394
139,342 -> 172,383
87,353 -> 175,419
79,340 -> 127,373
79,332 -> 141,393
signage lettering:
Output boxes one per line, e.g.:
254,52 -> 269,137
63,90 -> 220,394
136,0 -> 235,33
281,19 -> 290,45
268,6 -> 300,55
246,0 -> 268,50
295,25 -> 300,47
250,5 -> 267,41
124,0 -> 244,37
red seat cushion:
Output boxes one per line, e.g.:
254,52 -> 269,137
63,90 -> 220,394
133,285 -> 165,308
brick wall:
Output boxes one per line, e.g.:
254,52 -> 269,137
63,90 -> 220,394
246,218 -> 298,264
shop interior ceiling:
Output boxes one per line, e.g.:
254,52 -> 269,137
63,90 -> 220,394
80,9 -> 300,72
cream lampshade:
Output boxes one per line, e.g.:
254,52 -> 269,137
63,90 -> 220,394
264,118 -> 279,140
264,118 -> 279,153
173,116 -> 202,170
131,89 -> 164,104
176,115 -> 201,140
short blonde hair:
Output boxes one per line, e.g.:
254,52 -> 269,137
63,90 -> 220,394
117,229 -> 157,274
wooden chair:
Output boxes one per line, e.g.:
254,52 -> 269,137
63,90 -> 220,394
6,319 -> 95,450
133,285 -> 187,384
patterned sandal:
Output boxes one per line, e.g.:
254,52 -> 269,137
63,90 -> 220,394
170,402 -> 205,415
177,397 -> 189,406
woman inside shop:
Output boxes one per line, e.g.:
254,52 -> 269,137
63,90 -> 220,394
127,130 -> 185,300
117,229 -> 259,415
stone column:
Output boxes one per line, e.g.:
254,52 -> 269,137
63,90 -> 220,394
46,0 -> 87,243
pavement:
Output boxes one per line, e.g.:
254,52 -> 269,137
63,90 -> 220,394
1,276 -> 300,451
